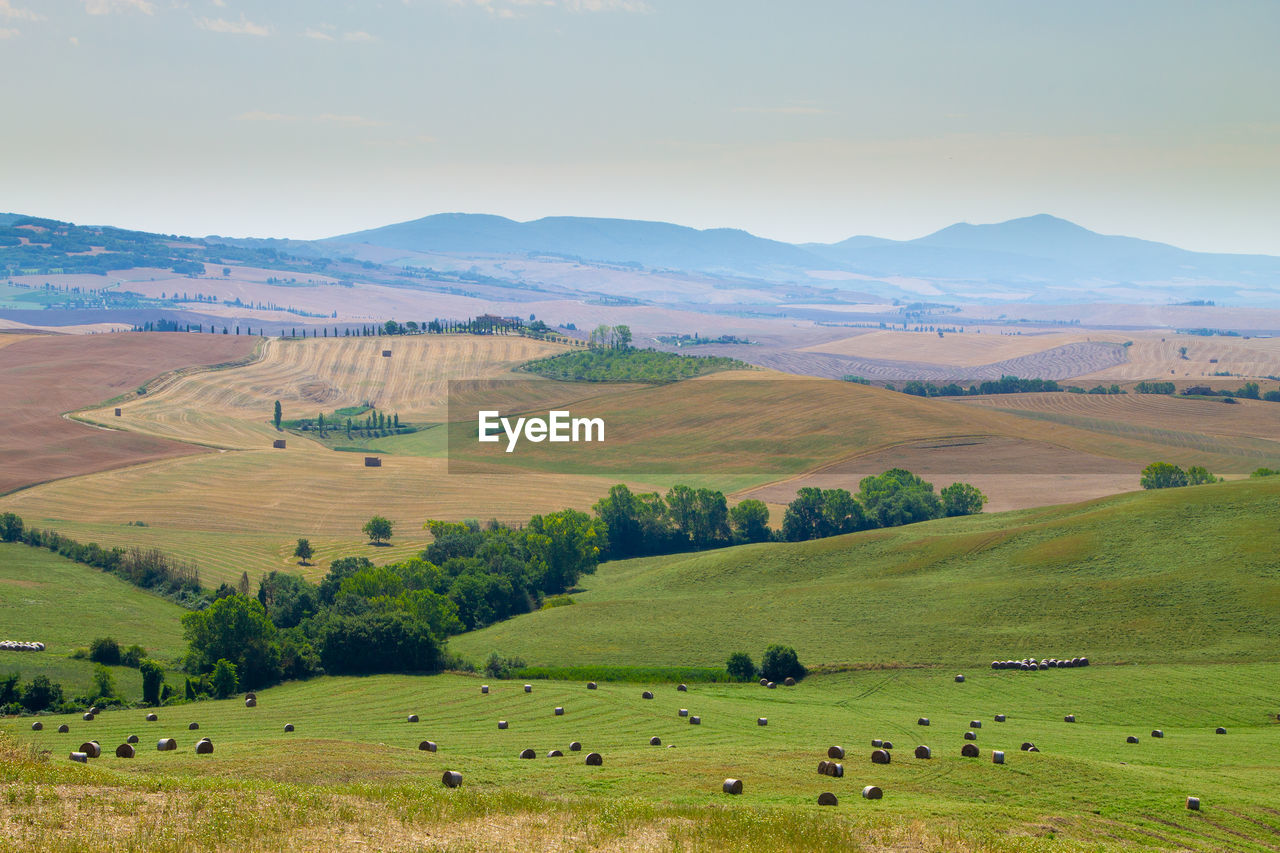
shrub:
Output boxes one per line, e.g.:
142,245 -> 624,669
1140,462 -> 1189,490
91,664 -> 117,701
760,644 -> 806,682
484,652 -> 527,679
88,637 -> 121,666
140,659 -> 164,706
726,652 -> 756,682
121,644 -> 146,668
210,658 -> 239,699
20,675 -> 62,712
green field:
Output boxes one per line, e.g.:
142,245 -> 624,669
452,477 -> 1280,668
0,543 -> 187,695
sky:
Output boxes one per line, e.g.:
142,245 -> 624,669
1,0 -> 1278,254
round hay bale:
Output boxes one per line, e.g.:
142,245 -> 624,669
79,742 -> 101,758
827,745 -> 845,759
524,684 -> 532,693
586,682 -> 597,690
1215,727 -> 1227,734
954,674 -> 965,683
784,677 -> 796,687
759,678 -> 769,686
481,685 -> 489,694
914,745 -> 931,759
678,708 -> 688,717
995,714 -> 1006,722
1020,741 -> 1035,751
861,785 -> 883,800
419,741 -> 438,752
871,738 -> 882,748
1028,745 -> 1040,753
157,738 -> 176,751
244,692 -> 256,701
871,748 -> 891,764
497,721 -> 508,730
1063,714 -> 1075,723
961,743 -> 980,758
1151,729 -> 1163,738
519,748 -> 536,759
817,760 -> 830,775
757,718 -> 767,726
827,762 -> 844,778
584,752 -> 603,766
817,792 -> 838,806
969,720 -> 982,729
1028,663 -> 1039,671
115,743 -> 135,758
89,706 -> 100,715
766,682 -> 776,689
991,661 -> 1000,669
722,778 -> 743,795
1126,735 -> 1139,744
146,713 -> 157,722
82,713 -> 94,721
992,750 -> 1005,764
917,717 -> 930,726
31,722 -> 42,731
195,740 -> 213,755
649,736 -> 662,746
58,724 -> 70,733
245,698 -> 256,708
689,716 -> 701,725
1079,657 -> 1089,666
441,770 -> 463,788
547,749 -> 563,757
569,741 -> 582,752
407,714 -> 419,723
1186,796 -> 1200,811
964,731 -> 977,740
642,690 -> 654,699
69,751 -> 88,763
188,722 -> 199,730
882,741 -> 894,750
554,707 -> 564,716
127,734 -> 139,744
677,683 -> 688,692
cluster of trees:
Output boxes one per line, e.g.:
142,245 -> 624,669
522,347 -> 749,383
1140,462 -> 1217,489
1182,382 -> 1280,402
593,484 -> 770,559
1134,381 -> 1177,394
587,324 -> 633,350
896,376 -> 1063,397
726,645 -> 806,683
781,471 -> 986,542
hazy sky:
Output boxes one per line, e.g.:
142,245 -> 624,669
2,0 -> 1278,253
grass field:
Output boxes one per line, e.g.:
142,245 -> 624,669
4,664 -> 1279,851
451,477 -> 1280,669
0,543 -> 186,695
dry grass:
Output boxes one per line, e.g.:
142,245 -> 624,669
803,330 -> 1100,367
1075,332 -> 1280,381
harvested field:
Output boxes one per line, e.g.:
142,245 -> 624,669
802,330 -> 1105,367
0,332 -> 255,494
1074,332 -> 1280,381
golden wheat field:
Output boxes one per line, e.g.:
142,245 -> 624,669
76,334 -> 568,450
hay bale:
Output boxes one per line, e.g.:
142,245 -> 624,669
1186,796 -> 1200,811
995,714 -> 1006,722
407,714 -> 419,723
89,706 -> 100,715
554,707 -> 564,716
766,682 -> 776,689
817,792 -> 838,806
817,760 -> 830,775
82,713 -> 94,721
678,708 -> 688,717
127,734 -> 138,744
882,741 -> 894,750
57,723 -> 70,733
1080,657 -> 1089,666
519,748 -> 536,759
116,743 -> 135,758
964,731 -> 977,740
991,661 -> 1000,669
861,786 -> 883,800
914,745 -> 931,759
871,748 -> 891,764
1064,714 -> 1075,723
1028,745 -> 1040,753
114,408 -> 122,416
69,752 -> 88,763
969,720 -> 982,729
1020,742 -> 1035,751
992,750 -> 1005,764
481,685 -> 489,694
827,745 -> 845,759
650,736 -> 662,746
1126,735 -> 1139,744
364,456 -> 382,467
757,718 -> 767,726
1151,729 -> 1163,738
642,690 -> 654,699
188,722 -> 199,730
146,713 -> 157,722
195,740 -> 213,755
784,677 -> 796,687
157,738 -> 176,751
30,722 -> 42,731
677,683 -> 688,692
961,743 -> 980,758
587,682 -> 597,690
497,721 -> 508,730
689,716 -> 701,725
954,674 -> 965,683
917,717 -> 929,726
79,742 -> 101,758
245,698 -> 257,708
584,752 -> 603,766
284,724 -> 294,732
524,684 -> 532,693
442,770 -> 463,788
419,741 -> 438,752
871,739 -> 882,748
272,439 -> 286,449
722,778 -> 743,795
1215,727 -> 1227,734
569,741 -> 582,751
827,762 -> 843,778
382,350 -> 391,357
547,749 -> 563,757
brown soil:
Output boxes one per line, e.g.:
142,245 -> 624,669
0,333 -> 255,494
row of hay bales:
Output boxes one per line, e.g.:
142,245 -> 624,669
0,640 -> 45,651
991,657 -> 1089,670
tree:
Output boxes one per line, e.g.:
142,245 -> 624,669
726,652 -> 756,681
91,663 -> 117,701
210,658 -> 239,699
524,509 -> 604,593
294,538 -> 314,565
729,499 -> 771,543
89,636 -> 121,666
139,659 -> 164,706
940,482 -> 987,516
1237,381 -> 1260,400
1186,465 -> 1215,485
1140,462 -> 1189,490
181,594 -> 281,690
760,644 -> 806,682
363,515 -> 394,545
0,511 -> 22,542
614,324 -> 632,349
20,674 -> 62,712
237,571 -> 251,596
273,400 -> 282,430
858,469 -> 942,527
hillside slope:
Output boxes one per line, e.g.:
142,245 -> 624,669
451,478 -> 1280,668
